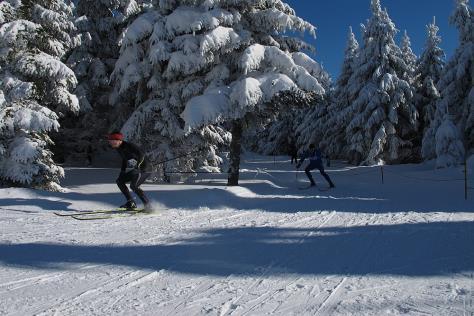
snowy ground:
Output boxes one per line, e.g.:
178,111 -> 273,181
1,154 -> 473,315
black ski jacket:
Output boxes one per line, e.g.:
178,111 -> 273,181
116,141 -> 148,172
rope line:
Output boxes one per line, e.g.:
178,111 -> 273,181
164,171 -> 224,174
161,166 -> 468,183
158,159 -> 470,188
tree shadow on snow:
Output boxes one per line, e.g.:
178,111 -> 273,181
0,198 -> 73,212
136,185 -> 472,214
0,182 -> 470,213
124,164 -> 474,213
2,159 -> 470,213
0,221 -> 472,277
39,158 -> 470,214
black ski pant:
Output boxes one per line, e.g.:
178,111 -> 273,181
116,169 -> 150,204
305,161 -> 334,186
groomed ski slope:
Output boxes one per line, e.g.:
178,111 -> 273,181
0,154 -> 473,315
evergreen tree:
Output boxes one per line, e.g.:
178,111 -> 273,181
400,30 -> 417,83
245,89 -> 322,156
294,92 -> 329,153
246,54 -> 330,156
321,26 -> 359,158
434,0 -> 473,155
423,0 -> 473,163
109,6 -> 228,181
399,30 -> 421,159
435,113 -> 465,168
111,0 -> 325,185
0,0 -> 80,191
73,0 -> 146,112
54,0 -> 150,166
343,0 -> 418,165
417,17 -> 445,160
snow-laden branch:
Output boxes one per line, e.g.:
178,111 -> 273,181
181,72 -> 300,132
0,20 -> 39,46
16,52 -> 77,87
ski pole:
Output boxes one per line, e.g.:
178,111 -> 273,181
465,155 -> 468,200
155,148 -> 206,165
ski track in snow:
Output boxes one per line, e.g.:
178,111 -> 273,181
0,154 -> 473,315
0,209 -> 471,316
218,211 -> 338,315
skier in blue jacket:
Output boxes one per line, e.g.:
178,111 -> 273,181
296,143 -> 335,188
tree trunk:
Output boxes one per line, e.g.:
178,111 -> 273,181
228,119 -> 243,186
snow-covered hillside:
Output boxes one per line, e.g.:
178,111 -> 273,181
1,154 -> 473,315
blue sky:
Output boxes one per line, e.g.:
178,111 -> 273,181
284,0 -> 460,79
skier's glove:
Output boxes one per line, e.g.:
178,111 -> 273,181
127,159 -> 137,168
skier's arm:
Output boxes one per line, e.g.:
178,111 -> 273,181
130,143 -> 146,169
121,158 -> 127,172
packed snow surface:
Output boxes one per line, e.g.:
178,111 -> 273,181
0,154 -> 473,315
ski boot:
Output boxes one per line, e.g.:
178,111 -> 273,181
120,200 -> 137,210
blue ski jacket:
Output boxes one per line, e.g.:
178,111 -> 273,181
299,148 -> 323,165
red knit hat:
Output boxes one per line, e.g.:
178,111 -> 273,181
108,132 -> 124,141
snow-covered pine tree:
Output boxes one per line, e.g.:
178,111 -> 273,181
72,0 -> 140,113
430,0 -> 473,157
294,91 -> 329,155
0,0 -> 80,191
435,113 -> 465,168
417,17 -> 445,160
320,26 -> 359,159
178,1 -> 326,185
245,89 -> 322,156
400,30 -> 417,84
109,4 -> 233,182
73,0 -> 150,112
276,56 -> 331,158
343,0 -> 418,165
110,0 -> 326,185
399,30 -> 422,159
56,0 -> 150,166
246,54 -> 330,156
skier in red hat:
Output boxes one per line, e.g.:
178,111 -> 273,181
107,132 -> 151,210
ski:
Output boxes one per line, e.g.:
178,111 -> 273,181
70,209 -> 147,220
54,207 -> 138,217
